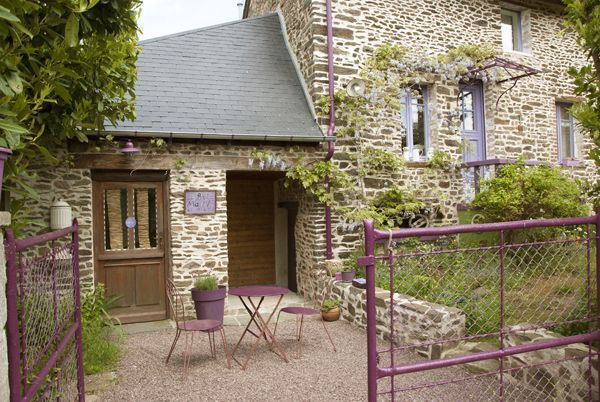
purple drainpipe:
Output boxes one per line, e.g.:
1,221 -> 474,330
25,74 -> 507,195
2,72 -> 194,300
324,0 -> 335,260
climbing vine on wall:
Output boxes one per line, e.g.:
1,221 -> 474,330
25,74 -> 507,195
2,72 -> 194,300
252,42 -> 500,230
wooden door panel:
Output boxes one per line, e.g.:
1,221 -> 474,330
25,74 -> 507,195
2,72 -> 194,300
103,262 -> 135,308
227,178 -> 276,287
93,178 -> 167,324
136,262 -> 162,306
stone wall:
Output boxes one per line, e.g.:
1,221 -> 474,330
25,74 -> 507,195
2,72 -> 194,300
246,0 -> 599,261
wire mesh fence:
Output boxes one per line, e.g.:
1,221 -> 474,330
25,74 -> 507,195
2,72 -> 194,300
5,221 -> 84,402
362,214 -> 600,402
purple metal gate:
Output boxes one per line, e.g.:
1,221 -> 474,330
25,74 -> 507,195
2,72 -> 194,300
5,219 -> 84,402
361,210 -> 600,401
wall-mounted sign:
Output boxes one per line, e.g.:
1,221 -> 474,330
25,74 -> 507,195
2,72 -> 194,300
184,190 -> 217,215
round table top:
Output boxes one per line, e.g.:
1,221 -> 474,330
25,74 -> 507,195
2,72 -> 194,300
228,286 -> 289,298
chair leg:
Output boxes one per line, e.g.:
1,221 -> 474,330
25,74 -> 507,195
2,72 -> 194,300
182,331 -> 194,381
320,315 -> 337,352
218,325 -> 232,369
166,328 -> 182,364
297,315 -> 306,359
207,329 -> 216,359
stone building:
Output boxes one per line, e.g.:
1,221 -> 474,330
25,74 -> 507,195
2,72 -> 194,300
17,0 -> 596,324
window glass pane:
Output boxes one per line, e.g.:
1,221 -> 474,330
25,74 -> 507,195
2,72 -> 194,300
412,104 -> 426,147
561,121 -> 572,157
501,10 -> 520,51
460,91 -> 474,110
560,105 -> 571,121
134,188 -> 157,249
104,189 -> 128,250
462,112 -> 474,131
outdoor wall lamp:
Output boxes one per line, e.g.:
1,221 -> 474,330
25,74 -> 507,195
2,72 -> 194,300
347,78 -> 366,97
50,199 -> 72,230
119,139 -> 141,156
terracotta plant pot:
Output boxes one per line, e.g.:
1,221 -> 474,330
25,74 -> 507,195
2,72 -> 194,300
321,306 -> 340,321
191,285 -> 227,323
341,270 -> 355,282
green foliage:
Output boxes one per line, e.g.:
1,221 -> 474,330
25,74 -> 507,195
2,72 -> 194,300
285,158 -> 353,206
80,283 -> 123,375
470,159 -> 589,223
192,274 -> 218,291
0,0 -> 141,229
563,0 -> 600,204
175,157 -> 186,168
424,150 -> 453,170
346,185 -> 425,229
320,299 -> 339,312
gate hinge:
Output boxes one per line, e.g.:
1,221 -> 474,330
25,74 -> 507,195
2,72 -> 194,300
357,256 -> 375,266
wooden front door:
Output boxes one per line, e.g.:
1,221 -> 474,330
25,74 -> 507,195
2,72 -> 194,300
92,173 -> 168,324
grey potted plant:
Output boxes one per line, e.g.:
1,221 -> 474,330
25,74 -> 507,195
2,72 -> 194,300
320,299 -> 340,321
190,274 -> 227,324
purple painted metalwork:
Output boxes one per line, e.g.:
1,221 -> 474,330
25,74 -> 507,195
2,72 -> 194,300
362,210 -> 600,401
324,0 -> 335,260
274,263 -> 337,358
229,286 -> 290,370
459,56 -> 543,108
5,219 -> 84,402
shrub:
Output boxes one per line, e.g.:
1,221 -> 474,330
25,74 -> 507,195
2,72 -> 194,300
80,283 -> 123,375
471,159 -> 589,223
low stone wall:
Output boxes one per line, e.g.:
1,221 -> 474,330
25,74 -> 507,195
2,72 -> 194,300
319,276 -> 466,355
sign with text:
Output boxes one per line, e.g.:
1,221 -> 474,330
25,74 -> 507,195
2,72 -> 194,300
184,190 -> 217,215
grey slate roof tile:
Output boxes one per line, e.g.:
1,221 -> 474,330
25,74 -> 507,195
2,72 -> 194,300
110,14 -> 322,140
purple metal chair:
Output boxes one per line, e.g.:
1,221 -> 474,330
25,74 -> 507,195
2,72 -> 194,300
274,263 -> 337,358
165,278 -> 231,380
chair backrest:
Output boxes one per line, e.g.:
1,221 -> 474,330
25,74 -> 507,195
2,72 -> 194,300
300,263 -> 334,310
165,278 -> 188,330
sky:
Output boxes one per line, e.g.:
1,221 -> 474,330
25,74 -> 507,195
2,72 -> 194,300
137,0 -> 245,41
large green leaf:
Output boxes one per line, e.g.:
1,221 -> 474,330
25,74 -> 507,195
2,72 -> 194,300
65,12 -> 79,47
0,6 -> 20,22
0,119 -> 28,134
32,143 -> 59,164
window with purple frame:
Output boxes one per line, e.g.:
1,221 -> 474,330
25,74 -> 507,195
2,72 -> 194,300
400,86 -> 428,161
501,9 -> 522,52
556,103 -> 574,161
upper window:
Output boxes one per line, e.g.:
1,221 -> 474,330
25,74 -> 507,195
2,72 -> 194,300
556,103 -> 574,161
501,9 -> 522,52
400,87 -> 428,161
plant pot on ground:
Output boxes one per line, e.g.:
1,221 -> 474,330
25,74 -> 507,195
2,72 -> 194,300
190,274 -> 226,324
321,299 -> 340,321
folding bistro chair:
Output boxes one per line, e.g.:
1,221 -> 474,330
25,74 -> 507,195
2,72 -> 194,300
165,278 -> 231,380
274,263 -> 337,358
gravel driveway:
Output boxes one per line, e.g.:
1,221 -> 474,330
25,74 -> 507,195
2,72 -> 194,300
89,318 -> 530,402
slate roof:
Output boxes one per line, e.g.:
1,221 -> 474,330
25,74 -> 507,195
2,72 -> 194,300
108,13 -> 327,142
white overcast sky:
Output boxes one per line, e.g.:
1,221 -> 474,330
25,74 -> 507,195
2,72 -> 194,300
138,0 -> 246,40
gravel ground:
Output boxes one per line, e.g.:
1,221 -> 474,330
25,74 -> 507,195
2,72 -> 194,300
91,318 -> 534,402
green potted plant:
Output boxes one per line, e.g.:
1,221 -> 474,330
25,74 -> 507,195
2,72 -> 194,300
321,299 -> 340,321
325,259 -> 344,280
190,274 -> 227,324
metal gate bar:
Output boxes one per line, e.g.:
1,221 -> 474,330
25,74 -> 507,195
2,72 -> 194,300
5,219 -> 84,402
362,210 -> 600,401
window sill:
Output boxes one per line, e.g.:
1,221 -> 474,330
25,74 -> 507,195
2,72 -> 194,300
502,49 -> 532,58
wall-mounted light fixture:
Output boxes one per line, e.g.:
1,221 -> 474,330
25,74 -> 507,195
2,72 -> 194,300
119,139 -> 140,156
50,199 -> 72,230
347,78 -> 366,97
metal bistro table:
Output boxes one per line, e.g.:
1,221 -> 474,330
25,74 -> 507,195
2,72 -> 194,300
228,286 -> 290,370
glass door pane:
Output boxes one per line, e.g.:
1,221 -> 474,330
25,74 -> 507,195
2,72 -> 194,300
134,188 -> 157,249
104,188 -> 128,250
